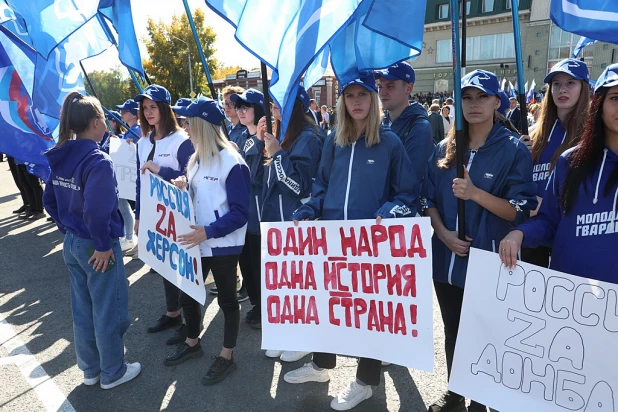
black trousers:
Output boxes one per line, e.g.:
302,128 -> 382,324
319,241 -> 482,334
239,233 -> 262,308
16,164 -> 43,213
8,157 -> 27,206
163,278 -> 181,313
313,353 -> 382,386
521,246 -> 551,268
182,255 -> 240,348
434,280 -> 487,410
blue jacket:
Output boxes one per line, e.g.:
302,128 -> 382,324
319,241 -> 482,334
98,131 -> 111,154
533,119 -> 566,197
122,124 -> 142,140
43,139 -> 124,251
385,103 -> 434,187
422,122 -> 537,288
261,127 -> 323,223
235,130 -> 265,234
292,127 -> 419,221
228,122 -> 247,145
519,146 -> 618,282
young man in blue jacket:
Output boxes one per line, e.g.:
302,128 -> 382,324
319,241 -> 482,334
376,62 -> 435,198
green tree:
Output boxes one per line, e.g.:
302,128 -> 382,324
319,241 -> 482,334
214,64 -> 242,80
84,67 -> 140,111
142,9 -> 218,101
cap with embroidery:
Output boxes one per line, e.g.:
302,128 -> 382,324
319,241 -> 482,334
175,98 -> 193,107
375,61 -> 415,84
172,96 -> 226,125
115,99 -> 138,115
594,63 -> 618,94
461,70 -> 500,96
296,86 -> 310,111
134,84 -> 172,105
339,73 -> 378,94
544,58 -> 590,84
230,89 -> 265,109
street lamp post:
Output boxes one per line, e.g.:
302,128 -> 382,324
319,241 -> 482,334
171,35 -> 194,96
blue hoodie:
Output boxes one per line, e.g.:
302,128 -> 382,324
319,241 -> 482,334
122,123 -> 142,140
533,119 -> 567,197
261,127 -> 323,223
519,146 -> 618,282
234,130 -> 265,234
43,139 -> 124,252
422,122 -> 537,288
228,122 -> 247,145
385,103 -> 434,185
292,126 -> 419,221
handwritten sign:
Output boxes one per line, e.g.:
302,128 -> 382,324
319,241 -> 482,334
450,248 -> 618,412
260,217 -> 434,371
109,138 -> 137,201
138,170 -> 205,305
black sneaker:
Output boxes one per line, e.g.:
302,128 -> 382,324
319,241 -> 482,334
13,205 -> 27,214
209,286 -> 219,295
467,401 -> 488,412
428,391 -> 466,412
201,355 -> 237,385
164,340 -> 204,366
147,314 -> 182,333
237,289 -> 249,303
27,212 -> 46,221
249,313 -> 261,330
245,307 -> 257,324
18,210 -> 34,219
166,324 -> 187,345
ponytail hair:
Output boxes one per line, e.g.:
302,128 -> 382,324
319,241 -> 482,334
57,92 -> 105,147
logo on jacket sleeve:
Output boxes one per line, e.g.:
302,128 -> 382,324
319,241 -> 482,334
243,138 -> 255,153
366,159 -> 375,165
274,155 -> 301,195
484,173 -> 494,179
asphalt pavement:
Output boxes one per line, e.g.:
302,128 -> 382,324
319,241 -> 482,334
0,163 -> 452,412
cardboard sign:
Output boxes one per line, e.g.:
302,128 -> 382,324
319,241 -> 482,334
450,248 -> 618,412
109,137 -> 137,201
260,217 -> 434,371
138,170 -> 205,305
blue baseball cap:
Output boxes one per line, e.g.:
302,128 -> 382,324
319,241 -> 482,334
375,61 -> 415,84
461,70 -> 500,96
594,63 -> 618,94
172,96 -> 226,125
175,98 -> 193,107
134,84 -> 172,105
497,91 -> 510,115
339,73 -> 378,94
105,111 -> 121,122
297,86 -> 310,111
544,58 -> 590,84
230,89 -> 265,109
115,99 -> 138,115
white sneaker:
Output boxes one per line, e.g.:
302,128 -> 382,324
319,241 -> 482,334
120,238 -> 135,252
265,350 -> 284,358
83,375 -> 100,386
283,362 -> 330,384
280,351 -> 310,362
100,362 -> 141,390
330,381 -> 373,411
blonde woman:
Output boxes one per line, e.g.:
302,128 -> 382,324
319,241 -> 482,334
284,74 -> 419,411
166,97 -> 250,386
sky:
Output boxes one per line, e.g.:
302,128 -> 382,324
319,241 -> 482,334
82,0 -> 259,76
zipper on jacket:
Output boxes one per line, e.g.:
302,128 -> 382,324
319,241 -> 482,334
343,142 -> 356,220
447,215 -> 458,285
278,195 -> 284,221
492,240 -> 496,253
255,195 -> 262,221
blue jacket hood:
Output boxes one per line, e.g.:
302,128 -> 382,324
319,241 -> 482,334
235,130 -> 265,234
520,146 -> 618,282
46,139 -> 101,177
423,122 -> 537,288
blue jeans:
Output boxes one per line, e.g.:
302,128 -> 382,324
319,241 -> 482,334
118,199 -> 134,241
63,232 -> 131,385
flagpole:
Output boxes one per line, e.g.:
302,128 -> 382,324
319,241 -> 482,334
181,0 -> 229,138
450,0 -> 466,240
511,0 -> 528,135
461,0 -> 467,76
260,62 -> 273,134
128,69 -> 144,93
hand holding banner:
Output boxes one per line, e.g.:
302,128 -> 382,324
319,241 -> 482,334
109,138 -> 137,201
450,248 -> 618,412
260,217 -> 434,371
138,170 -> 205,305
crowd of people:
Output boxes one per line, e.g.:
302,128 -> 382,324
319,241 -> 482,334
11,56 -> 616,411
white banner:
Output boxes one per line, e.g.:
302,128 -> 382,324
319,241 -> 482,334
138,170 -> 205,305
260,217 -> 434,371
450,248 -> 618,412
109,138 -> 137,201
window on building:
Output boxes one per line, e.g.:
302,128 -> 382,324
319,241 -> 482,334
466,0 -> 471,15
506,0 -> 519,9
482,0 -> 494,13
547,24 -> 593,73
313,90 -> 321,106
436,33 -> 515,63
438,4 -> 449,19
436,39 -> 452,63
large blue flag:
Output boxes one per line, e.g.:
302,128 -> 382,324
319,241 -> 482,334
572,36 -> 596,57
205,0 -> 425,137
98,0 -> 144,75
551,0 -> 618,45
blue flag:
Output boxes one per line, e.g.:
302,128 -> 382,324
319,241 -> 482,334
98,0 -> 144,74
526,79 -> 536,103
572,36 -> 596,57
551,0 -> 618,45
